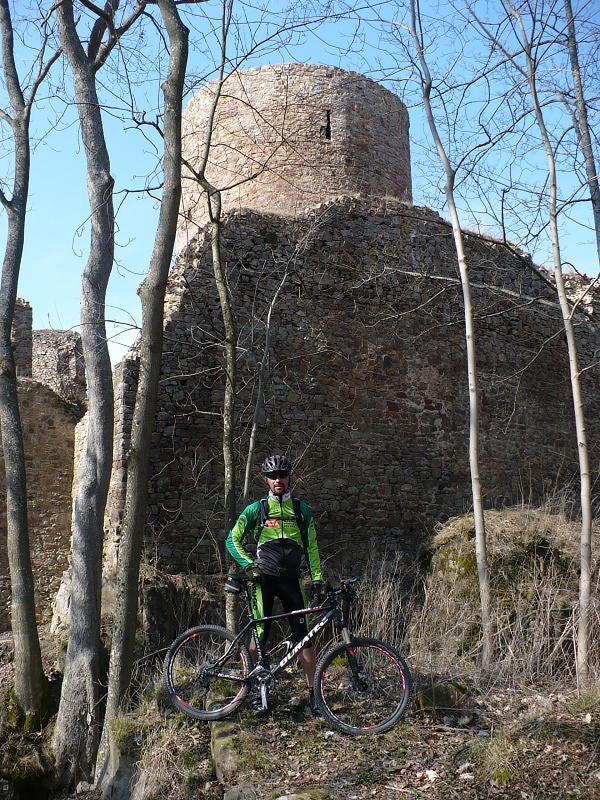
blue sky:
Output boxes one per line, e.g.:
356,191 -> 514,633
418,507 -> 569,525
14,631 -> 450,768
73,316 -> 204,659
4,0 -> 599,364
17,109 -> 158,362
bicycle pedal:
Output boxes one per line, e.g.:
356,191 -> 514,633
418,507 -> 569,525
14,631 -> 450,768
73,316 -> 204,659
249,690 -> 269,716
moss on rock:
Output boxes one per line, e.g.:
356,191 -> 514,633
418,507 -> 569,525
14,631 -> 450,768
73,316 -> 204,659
410,507 -> 595,678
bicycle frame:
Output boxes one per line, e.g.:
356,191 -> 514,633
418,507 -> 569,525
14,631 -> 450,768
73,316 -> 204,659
221,577 -> 353,683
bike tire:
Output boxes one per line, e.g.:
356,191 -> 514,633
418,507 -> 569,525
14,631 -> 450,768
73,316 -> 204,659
314,636 -> 412,735
163,624 -> 251,720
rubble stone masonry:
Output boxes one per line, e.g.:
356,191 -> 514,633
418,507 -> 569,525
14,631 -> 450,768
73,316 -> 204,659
178,64 -> 412,250
0,381 -> 80,629
0,308 -> 84,629
108,196 -> 600,578
33,329 -> 87,405
12,299 -> 32,377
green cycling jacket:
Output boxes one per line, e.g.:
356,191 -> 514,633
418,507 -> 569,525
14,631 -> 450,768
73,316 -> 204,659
226,493 -> 323,581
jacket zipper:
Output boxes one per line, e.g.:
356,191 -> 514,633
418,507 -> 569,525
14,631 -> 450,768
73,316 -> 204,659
278,496 -> 285,572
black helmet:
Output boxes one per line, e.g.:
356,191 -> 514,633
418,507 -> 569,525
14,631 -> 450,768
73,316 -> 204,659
261,454 -> 292,474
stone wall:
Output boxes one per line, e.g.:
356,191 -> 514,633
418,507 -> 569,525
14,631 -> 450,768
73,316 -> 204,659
108,196 -> 600,578
12,299 -> 32,377
178,64 -> 412,250
0,313 -> 85,629
0,380 -> 80,630
33,329 -> 87,405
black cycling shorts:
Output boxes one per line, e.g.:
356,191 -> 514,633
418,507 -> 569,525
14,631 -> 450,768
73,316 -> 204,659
250,574 -> 309,645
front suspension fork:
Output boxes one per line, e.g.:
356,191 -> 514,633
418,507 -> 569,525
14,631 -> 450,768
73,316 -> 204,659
340,627 -> 367,690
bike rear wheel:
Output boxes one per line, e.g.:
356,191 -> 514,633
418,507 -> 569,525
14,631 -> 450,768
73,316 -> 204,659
163,625 -> 251,720
314,636 -> 412,735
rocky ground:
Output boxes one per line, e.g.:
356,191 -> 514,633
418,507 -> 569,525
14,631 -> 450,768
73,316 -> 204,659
194,671 -> 600,800
1,628 -> 600,799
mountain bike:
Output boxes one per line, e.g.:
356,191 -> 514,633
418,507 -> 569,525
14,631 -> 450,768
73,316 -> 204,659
163,574 -> 412,735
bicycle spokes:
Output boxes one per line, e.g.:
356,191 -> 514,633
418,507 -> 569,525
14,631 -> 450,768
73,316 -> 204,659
164,578 -> 413,734
164,625 -> 251,720
315,638 -> 412,735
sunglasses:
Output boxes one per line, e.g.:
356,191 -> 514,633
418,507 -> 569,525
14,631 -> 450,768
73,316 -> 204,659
265,471 -> 290,479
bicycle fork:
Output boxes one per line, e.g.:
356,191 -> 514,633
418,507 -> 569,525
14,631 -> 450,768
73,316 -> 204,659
340,627 -> 368,692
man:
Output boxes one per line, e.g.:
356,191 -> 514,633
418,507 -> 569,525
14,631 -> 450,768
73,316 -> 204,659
226,454 -> 323,716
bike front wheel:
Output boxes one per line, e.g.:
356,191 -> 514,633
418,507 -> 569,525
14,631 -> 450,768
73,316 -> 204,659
163,625 -> 251,720
314,636 -> 412,735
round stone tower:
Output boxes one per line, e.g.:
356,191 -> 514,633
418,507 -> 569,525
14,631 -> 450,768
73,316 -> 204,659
178,63 -> 412,249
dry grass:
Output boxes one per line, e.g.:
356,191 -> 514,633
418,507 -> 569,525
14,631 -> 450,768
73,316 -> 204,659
392,505 -> 600,687
104,695 -> 219,800
350,553 -> 416,650
299,503 -> 600,692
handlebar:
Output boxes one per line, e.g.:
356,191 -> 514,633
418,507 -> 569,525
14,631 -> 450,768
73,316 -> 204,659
332,577 -> 360,601
224,572 -> 360,600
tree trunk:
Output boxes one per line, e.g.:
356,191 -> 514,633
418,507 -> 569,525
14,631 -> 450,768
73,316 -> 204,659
445,193 -> 492,668
94,1 -> 188,783
0,0 -> 53,727
0,209 -> 44,726
53,0 -> 115,784
518,12 -> 592,688
209,207 -> 237,534
409,0 -> 492,667
209,207 -> 239,632
562,0 -> 597,690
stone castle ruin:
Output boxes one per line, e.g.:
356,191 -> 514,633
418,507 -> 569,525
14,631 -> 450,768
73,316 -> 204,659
3,63 -> 600,630
177,64 -> 412,249
0,301 -> 86,629
106,63 -> 600,586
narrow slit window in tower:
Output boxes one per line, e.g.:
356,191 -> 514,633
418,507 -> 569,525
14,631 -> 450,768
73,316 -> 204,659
320,110 -> 331,140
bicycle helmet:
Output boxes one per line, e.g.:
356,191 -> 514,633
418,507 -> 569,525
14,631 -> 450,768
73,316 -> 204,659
261,454 -> 292,474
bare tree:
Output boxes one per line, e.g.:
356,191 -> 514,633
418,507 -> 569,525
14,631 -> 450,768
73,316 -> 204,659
52,0 -> 145,784
402,0 -> 493,666
560,6 -> 600,680
0,0 -> 60,727
184,0 -> 238,540
95,0 -> 188,781
177,0 -> 239,639
464,0 -> 594,687
508,0 -> 593,689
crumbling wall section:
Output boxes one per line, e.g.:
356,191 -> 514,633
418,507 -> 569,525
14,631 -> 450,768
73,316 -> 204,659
0,381 -> 79,630
108,197 -> 600,577
12,298 -> 32,377
33,329 -> 86,405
